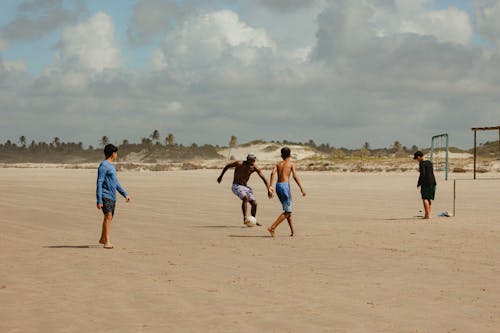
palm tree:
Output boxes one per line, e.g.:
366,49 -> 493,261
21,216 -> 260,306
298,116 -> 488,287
52,137 -> 60,148
228,135 -> 237,159
392,140 -> 404,157
141,137 -> 152,149
19,136 -> 26,148
150,130 -> 160,144
166,133 -> 175,146
361,142 -> 370,158
99,136 -> 109,147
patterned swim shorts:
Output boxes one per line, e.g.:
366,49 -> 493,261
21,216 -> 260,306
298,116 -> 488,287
232,184 -> 256,202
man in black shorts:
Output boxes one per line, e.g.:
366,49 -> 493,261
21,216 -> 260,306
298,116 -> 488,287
414,150 -> 436,219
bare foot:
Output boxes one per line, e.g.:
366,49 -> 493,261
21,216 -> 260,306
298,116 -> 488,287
103,243 -> 114,249
290,233 -> 295,237
99,238 -> 106,244
267,227 -> 275,237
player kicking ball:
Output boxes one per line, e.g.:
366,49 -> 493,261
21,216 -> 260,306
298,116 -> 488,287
217,154 -> 272,226
268,147 -> 306,237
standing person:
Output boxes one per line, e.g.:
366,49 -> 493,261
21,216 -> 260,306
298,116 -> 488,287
217,154 -> 272,226
414,150 -> 436,219
267,147 -> 306,237
96,144 -> 131,249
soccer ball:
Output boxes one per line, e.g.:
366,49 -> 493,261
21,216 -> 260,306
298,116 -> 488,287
245,216 -> 257,227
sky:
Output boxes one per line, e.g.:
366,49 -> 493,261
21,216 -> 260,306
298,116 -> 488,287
1,0 -> 500,149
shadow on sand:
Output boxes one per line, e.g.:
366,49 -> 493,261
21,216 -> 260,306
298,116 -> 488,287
194,225 -> 245,229
44,245 -> 101,249
384,216 -> 424,221
228,235 -> 272,238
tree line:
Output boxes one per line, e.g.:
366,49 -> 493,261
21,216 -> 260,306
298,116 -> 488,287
0,130 -> 484,164
0,130 -> 222,163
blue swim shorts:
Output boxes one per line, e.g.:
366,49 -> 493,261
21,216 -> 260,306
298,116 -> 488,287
276,182 -> 292,213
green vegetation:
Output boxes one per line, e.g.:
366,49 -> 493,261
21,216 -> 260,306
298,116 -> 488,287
0,131 -> 479,164
471,141 -> 500,158
0,131 -> 223,163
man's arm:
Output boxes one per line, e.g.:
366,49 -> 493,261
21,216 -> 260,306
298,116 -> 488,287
417,162 -> 425,187
256,166 -> 273,198
217,161 -> 238,183
96,165 -> 105,208
291,164 -> 306,196
116,180 -> 131,202
269,165 -> 277,189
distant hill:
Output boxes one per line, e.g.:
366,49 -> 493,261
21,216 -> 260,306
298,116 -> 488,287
470,141 -> 500,158
0,136 -> 476,164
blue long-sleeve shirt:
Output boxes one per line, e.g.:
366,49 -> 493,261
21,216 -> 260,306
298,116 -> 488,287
96,160 -> 127,204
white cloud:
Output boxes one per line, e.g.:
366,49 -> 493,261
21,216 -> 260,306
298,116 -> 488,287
157,10 -> 274,79
5,59 -> 28,72
316,0 -> 472,47
54,12 -> 121,71
0,0 -> 83,42
391,1 -> 472,45
149,49 -> 168,71
476,0 -> 500,47
1,1 -> 499,149
0,38 -> 7,51
152,101 -> 183,115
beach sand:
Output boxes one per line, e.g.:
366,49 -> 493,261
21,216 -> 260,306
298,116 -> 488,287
0,168 -> 499,332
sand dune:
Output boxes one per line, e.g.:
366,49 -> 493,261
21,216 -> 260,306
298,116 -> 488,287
1,168 -> 499,332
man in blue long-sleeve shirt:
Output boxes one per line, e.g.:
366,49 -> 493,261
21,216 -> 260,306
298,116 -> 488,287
96,144 -> 131,249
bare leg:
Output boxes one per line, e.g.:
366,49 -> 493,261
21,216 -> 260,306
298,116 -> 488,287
250,201 -> 257,217
241,197 -> 249,223
102,213 -> 114,248
286,214 -> 295,236
268,212 -> 290,237
423,200 -> 431,219
99,215 -> 106,244
250,201 -> 260,225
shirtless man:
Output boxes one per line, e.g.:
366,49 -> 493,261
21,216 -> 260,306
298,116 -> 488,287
267,147 -> 306,237
217,153 -> 272,226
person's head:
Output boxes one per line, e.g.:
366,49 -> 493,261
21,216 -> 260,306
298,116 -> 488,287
413,150 -> 424,162
246,153 -> 257,165
104,144 -> 118,161
281,147 -> 291,160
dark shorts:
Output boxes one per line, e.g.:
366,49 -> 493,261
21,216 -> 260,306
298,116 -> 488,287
421,185 -> 436,201
102,198 -> 116,216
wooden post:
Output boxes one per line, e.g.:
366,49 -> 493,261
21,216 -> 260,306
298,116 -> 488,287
471,126 -> 500,179
474,129 -> 477,180
453,179 -> 456,217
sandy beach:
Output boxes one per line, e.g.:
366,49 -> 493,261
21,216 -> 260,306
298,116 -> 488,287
1,168 -> 499,333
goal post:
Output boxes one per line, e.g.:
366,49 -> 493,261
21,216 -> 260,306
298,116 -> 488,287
471,126 -> 500,179
430,133 -> 449,181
